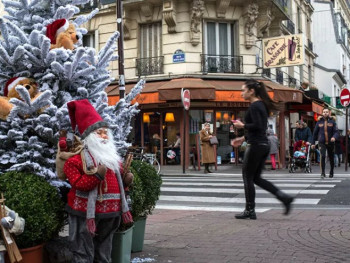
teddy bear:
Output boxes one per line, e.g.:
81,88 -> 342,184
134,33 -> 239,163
0,77 -> 40,120
46,19 -> 79,50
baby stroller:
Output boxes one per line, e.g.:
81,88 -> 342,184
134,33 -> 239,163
289,140 -> 312,173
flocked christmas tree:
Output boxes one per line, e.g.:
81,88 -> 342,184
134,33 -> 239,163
0,0 -> 144,182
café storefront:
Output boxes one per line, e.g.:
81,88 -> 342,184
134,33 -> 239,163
107,78 -> 303,168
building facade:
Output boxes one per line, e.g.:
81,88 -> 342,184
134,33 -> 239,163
312,0 -> 350,134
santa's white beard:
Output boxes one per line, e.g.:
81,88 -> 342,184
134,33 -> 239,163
84,130 -> 122,171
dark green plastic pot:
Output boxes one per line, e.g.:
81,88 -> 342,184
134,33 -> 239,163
131,217 -> 147,252
111,225 -> 134,263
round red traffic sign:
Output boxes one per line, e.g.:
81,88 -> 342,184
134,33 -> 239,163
181,89 -> 190,110
340,88 -> 350,107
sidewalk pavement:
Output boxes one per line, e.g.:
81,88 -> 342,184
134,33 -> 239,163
132,209 -> 350,263
131,164 -> 350,263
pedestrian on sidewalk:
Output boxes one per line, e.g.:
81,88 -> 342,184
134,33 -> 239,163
267,129 -> 279,170
63,100 -> 133,262
311,108 -> 339,178
199,123 -> 215,173
231,79 -> 294,220
294,120 -> 312,144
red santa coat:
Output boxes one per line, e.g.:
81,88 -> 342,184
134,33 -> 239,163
63,154 -> 121,218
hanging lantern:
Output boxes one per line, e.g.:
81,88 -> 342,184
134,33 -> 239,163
143,113 -> 150,123
165,112 -> 175,122
216,112 -> 222,120
223,113 -> 229,121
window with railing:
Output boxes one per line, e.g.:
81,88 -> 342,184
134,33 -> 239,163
263,68 -> 271,78
136,57 -> 164,76
274,0 -> 288,11
286,20 -> 295,34
138,22 -> 163,76
79,0 -> 98,12
83,32 -> 96,48
203,21 -> 240,73
201,55 -> 243,73
307,39 -> 313,52
276,68 -> 284,84
288,76 -> 297,87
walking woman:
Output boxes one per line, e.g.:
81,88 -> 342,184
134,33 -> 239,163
232,79 -> 294,219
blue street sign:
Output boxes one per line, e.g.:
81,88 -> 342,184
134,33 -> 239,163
173,49 -> 185,63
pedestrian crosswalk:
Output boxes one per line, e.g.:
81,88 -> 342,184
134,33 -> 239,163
156,174 -> 343,213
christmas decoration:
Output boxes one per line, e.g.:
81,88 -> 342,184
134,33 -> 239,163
0,0 -> 144,185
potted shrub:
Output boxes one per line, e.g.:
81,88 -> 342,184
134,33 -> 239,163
0,171 -> 65,263
112,166 -> 144,263
130,160 -> 162,252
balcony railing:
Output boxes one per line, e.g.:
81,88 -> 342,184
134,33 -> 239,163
276,68 -> 284,84
307,39 -> 313,52
286,20 -> 295,34
200,54 -> 243,74
136,56 -> 164,76
79,0 -> 98,12
263,68 -> 271,78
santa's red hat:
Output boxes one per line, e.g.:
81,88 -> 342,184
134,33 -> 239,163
67,99 -> 109,139
46,19 -> 69,44
4,77 -> 27,97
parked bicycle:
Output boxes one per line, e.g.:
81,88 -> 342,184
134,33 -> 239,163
129,147 -> 161,175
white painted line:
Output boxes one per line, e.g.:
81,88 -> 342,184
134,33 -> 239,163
159,196 -> 320,205
161,187 -> 329,195
341,95 -> 349,99
162,178 -> 341,183
162,182 -> 335,188
155,205 -> 270,213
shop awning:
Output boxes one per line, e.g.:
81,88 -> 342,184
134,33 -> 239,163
106,78 -> 303,105
158,78 -> 215,100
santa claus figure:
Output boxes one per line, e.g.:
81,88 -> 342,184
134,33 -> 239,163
63,99 -> 132,263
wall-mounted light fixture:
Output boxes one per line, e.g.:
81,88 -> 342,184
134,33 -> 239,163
165,112 -> 175,122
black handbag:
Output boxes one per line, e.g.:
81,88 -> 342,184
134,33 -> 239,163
209,136 -> 218,145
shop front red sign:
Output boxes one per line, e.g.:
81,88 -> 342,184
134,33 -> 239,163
340,88 -> 350,107
181,89 -> 190,110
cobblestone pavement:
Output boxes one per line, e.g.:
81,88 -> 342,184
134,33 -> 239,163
131,209 -> 350,263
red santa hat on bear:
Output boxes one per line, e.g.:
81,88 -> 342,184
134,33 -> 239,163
46,19 -> 69,44
67,99 -> 109,139
4,77 -> 27,97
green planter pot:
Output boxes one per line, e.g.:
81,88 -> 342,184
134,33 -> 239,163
111,225 -> 134,263
131,217 -> 147,253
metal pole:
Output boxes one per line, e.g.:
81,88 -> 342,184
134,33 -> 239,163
183,108 -> 186,174
116,0 -> 125,99
346,108 -> 348,171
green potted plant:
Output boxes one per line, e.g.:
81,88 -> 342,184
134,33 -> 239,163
130,160 -> 162,253
0,171 -> 65,263
112,166 -> 143,263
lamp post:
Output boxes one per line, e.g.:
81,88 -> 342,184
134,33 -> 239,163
116,0 -> 125,99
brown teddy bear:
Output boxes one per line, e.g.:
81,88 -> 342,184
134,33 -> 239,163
0,77 -> 39,120
46,19 -> 79,50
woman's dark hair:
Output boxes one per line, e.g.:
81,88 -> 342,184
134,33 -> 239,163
244,79 -> 278,113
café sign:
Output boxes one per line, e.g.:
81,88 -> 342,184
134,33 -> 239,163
263,34 -> 304,69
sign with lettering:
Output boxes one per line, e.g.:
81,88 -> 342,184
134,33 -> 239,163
340,88 -> 350,107
263,34 -> 304,68
173,49 -> 185,63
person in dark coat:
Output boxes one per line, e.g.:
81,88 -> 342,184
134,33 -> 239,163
311,108 -> 339,178
295,120 -> 312,144
267,129 -> 279,170
231,79 -> 294,220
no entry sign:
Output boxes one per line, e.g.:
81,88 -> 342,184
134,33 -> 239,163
181,89 -> 190,110
340,88 -> 350,107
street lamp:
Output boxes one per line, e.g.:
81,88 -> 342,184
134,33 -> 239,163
116,0 -> 125,99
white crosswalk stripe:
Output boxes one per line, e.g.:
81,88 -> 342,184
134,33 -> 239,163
156,174 -> 340,212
